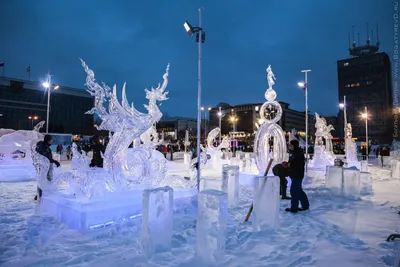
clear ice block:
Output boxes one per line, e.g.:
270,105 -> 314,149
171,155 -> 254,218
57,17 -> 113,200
343,169 -> 361,197
392,160 -> 400,179
360,160 -> 368,172
141,186 -> 173,256
360,172 -> 372,194
222,165 -> 240,207
200,177 -> 222,191
252,176 -> 280,231
326,166 -> 343,195
196,189 -> 228,264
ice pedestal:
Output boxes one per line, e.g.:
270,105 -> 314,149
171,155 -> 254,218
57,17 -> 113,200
200,178 -> 221,191
183,153 -> 191,165
326,166 -> 343,195
309,145 -> 334,169
360,160 -> 368,172
40,190 -> 142,231
360,172 -> 372,194
252,176 -> 280,231
222,165 -> 239,207
306,168 -> 326,180
346,161 -> 360,170
208,150 -> 222,170
392,160 -> 400,179
230,157 -> 240,167
196,189 -> 228,263
343,169 -> 361,197
141,186 -> 173,256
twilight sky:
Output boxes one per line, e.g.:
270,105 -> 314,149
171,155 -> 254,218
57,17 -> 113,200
0,0 -> 394,118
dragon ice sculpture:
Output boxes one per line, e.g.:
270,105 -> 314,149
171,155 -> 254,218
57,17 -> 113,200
207,127 -> 231,151
79,59 -> 169,193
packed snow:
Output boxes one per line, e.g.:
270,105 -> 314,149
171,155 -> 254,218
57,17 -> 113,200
0,161 -> 400,267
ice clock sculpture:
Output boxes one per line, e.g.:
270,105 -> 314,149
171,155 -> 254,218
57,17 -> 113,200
254,65 -> 287,173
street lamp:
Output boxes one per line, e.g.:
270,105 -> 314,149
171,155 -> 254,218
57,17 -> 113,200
361,107 -> 369,161
28,116 -> 38,129
184,8 -> 206,191
42,74 -> 59,133
339,96 -> 347,151
298,69 -> 311,172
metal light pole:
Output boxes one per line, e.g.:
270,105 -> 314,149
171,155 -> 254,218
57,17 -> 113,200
218,107 -> 222,142
45,75 -> 52,133
362,106 -> 369,161
301,69 -> 311,172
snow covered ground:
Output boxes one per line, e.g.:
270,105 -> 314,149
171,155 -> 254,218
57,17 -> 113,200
0,162 -> 400,267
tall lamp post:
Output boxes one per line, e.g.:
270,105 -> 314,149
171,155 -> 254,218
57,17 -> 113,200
361,107 -> 369,161
297,69 -> 311,172
218,107 -> 222,142
183,8 -> 206,191
43,74 -> 59,133
339,95 -> 347,151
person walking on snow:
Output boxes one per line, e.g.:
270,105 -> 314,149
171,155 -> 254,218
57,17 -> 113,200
285,139 -> 309,213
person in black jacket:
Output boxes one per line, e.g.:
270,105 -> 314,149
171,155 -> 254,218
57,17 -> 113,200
272,162 -> 291,199
89,135 -> 105,168
34,134 -> 60,200
285,140 -> 309,213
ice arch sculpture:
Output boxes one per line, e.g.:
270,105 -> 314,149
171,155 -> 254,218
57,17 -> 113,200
254,65 -> 287,173
207,127 -> 230,151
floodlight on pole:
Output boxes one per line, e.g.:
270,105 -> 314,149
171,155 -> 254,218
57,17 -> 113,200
43,73 -> 59,133
184,8 -> 206,192
361,106 -> 369,161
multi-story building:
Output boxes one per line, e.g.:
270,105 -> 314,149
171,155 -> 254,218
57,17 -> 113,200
337,44 -> 392,143
0,76 -> 94,135
209,101 -> 317,140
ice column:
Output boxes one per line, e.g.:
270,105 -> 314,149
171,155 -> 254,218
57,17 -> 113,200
196,189 -> 228,263
392,160 -> 400,179
141,186 -> 173,256
241,153 -> 251,173
360,172 -> 372,194
200,177 -> 221,191
326,166 -> 343,195
343,169 -> 361,197
253,176 -> 280,231
222,165 -> 240,207
360,160 -> 368,172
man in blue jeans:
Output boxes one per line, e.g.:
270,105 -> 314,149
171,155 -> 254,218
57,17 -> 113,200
285,140 -> 309,213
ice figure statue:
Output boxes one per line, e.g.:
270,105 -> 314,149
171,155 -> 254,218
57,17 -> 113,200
254,65 -> 287,173
345,123 -> 358,162
81,59 -> 169,191
184,130 -> 190,152
309,113 -> 335,168
0,120 -> 45,160
140,125 -> 159,147
70,142 -> 90,172
206,127 -> 231,169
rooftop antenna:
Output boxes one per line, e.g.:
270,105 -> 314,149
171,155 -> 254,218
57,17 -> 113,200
357,33 -> 360,45
348,31 -> 351,49
366,22 -> 370,45
352,26 -> 355,46
371,29 -> 374,45
376,24 -> 380,45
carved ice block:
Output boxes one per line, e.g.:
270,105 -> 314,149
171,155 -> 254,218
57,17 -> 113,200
392,160 -> 400,179
196,189 -> 228,263
200,177 -> 221,191
382,156 -> 391,167
253,176 -> 280,231
360,160 -> 368,172
222,165 -> 240,206
230,157 -> 240,166
184,153 -> 191,165
360,172 -> 372,194
141,186 -> 173,256
326,166 -> 343,195
343,169 -> 361,197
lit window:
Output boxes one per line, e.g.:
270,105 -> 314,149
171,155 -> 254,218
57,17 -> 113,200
255,106 -> 259,111
344,62 -> 349,66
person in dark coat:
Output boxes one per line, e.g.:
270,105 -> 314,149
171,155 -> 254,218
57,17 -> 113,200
89,135 -> 105,168
34,134 -> 60,200
272,162 -> 291,199
285,139 -> 309,213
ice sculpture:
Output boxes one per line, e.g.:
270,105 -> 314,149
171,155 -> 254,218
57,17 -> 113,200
206,128 -> 231,169
254,65 -> 287,173
140,124 -> 159,146
222,165 -> 239,206
0,128 -> 15,138
81,59 -> 170,192
0,121 -> 45,159
309,113 -> 335,168
199,177 -> 221,191
141,186 -> 173,256
253,175 -> 280,231
392,160 -> 400,179
196,189 -> 228,263
345,123 -> 358,163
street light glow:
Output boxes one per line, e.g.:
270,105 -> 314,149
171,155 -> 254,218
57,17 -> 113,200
208,107 -> 211,111
217,111 -> 222,117
201,107 -> 204,111
361,113 -> 368,119
54,85 -> 59,89
339,103 -> 345,109
42,82 -> 50,88
297,82 -> 305,88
